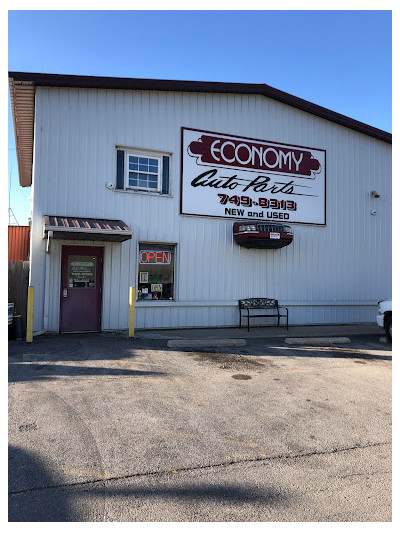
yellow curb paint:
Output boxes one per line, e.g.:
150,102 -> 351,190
129,287 -> 135,338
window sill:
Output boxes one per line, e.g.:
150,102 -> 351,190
136,300 -> 176,306
113,188 -> 173,198
135,300 -> 238,307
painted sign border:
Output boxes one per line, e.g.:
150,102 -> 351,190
180,126 -> 327,226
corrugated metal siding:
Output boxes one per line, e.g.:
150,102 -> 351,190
8,225 -> 30,261
29,87 -> 391,332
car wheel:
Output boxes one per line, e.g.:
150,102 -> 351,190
385,315 -> 392,342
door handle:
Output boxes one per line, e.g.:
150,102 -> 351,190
63,289 -> 68,298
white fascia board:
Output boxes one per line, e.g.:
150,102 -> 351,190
43,226 -> 132,238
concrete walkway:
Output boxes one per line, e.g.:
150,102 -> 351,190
134,322 -> 383,341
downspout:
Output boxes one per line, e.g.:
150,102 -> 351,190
34,230 -> 52,336
43,230 -> 52,332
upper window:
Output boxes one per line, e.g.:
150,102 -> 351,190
127,154 -> 162,192
116,148 -> 170,195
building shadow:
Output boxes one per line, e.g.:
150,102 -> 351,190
174,335 -> 392,362
237,342 -> 392,361
9,443 -> 288,521
9,445 -> 78,521
8,333 -> 147,363
8,362 -> 166,383
8,332 -> 391,372
99,481 -> 286,506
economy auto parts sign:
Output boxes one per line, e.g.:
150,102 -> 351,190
180,127 -> 326,225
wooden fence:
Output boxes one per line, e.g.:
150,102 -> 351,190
8,261 -> 30,338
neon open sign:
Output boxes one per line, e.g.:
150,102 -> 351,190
139,250 -> 171,264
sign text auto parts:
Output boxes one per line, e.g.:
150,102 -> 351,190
181,128 -> 326,225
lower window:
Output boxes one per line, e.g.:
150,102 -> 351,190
137,243 -> 176,300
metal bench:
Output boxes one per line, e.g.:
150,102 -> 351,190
239,298 -> 289,332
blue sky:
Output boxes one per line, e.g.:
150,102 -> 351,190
8,10 -> 392,225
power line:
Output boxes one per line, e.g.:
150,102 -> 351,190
8,207 -> 19,226
8,163 -> 19,226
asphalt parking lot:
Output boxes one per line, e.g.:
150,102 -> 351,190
8,332 -> 392,522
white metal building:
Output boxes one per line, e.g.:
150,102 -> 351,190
9,72 -> 392,334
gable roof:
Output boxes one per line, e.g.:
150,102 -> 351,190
9,71 -> 392,187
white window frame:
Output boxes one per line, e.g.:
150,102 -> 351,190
125,151 -> 163,193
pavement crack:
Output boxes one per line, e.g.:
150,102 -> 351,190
9,440 -> 391,496
332,470 -> 391,479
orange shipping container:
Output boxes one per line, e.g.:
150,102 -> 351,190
8,225 -> 30,261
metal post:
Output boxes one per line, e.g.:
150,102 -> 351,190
129,287 -> 135,338
26,286 -> 34,343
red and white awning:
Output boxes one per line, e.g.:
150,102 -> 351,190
43,215 -> 132,242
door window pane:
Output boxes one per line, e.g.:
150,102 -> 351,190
68,255 -> 96,288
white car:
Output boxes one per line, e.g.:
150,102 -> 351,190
377,299 -> 392,341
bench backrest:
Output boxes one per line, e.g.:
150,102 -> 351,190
239,298 -> 278,309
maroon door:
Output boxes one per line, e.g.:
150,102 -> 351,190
60,246 -> 103,333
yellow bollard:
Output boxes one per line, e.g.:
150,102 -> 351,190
129,287 -> 135,338
26,286 -> 34,343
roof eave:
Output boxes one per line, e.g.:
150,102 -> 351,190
9,75 -> 35,187
9,72 -> 392,188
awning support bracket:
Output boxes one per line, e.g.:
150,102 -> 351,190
46,230 -> 53,253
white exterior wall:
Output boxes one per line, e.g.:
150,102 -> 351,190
29,87 -> 392,333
